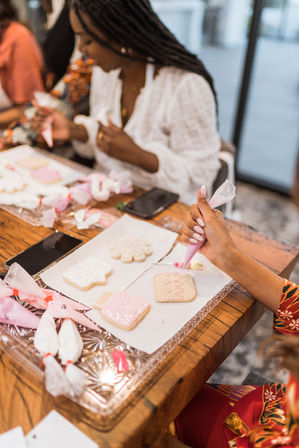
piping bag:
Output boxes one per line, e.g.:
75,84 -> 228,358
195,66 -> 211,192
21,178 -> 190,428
183,180 -> 236,268
58,319 -> 86,396
34,309 -> 71,397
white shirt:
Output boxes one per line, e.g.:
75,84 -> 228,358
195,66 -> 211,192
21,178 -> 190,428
73,64 -> 220,204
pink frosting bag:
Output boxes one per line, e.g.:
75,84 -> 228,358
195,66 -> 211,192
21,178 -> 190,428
183,180 -> 236,268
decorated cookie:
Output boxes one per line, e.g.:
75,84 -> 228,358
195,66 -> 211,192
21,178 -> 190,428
98,290 -> 151,330
153,273 -> 197,303
0,175 -> 26,193
16,156 -> 48,170
63,257 -> 113,290
109,236 -> 152,263
31,166 -> 61,184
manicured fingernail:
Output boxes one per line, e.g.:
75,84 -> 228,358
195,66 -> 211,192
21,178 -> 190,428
200,184 -> 207,198
194,225 -> 204,234
193,233 -> 203,242
189,238 -> 198,244
197,217 -> 205,227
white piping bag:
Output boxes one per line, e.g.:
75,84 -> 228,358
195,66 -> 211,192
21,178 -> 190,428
34,310 -> 70,397
58,319 -> 86,396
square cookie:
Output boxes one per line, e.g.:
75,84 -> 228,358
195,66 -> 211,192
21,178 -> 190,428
63,257 -> 112,290
31,167 -> 61,184
99,291 -> 151,330
153,273 -> 197,303
16,156 -> 48,170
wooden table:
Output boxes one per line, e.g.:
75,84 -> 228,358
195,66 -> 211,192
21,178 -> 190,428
0,189 -> 298,448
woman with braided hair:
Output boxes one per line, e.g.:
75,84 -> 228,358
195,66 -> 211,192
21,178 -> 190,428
32,0 -> 220,203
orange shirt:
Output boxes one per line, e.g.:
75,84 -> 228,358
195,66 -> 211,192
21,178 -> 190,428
0,21 -> 44,105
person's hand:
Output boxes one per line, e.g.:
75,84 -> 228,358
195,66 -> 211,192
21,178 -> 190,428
97,118 -> 142,165
31,105 -> 72,142
181,185 -> 237,271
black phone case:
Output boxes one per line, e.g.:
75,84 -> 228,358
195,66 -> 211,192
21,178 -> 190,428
123,188 -> 179,219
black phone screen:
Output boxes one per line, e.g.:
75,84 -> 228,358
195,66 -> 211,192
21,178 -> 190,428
124,187 -> 179,218
5,232 -> 82,275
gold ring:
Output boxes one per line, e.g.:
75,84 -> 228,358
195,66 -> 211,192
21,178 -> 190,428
98,131 -> 104,141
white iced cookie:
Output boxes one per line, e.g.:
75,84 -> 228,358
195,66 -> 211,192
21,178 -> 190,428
0,174 -> 26,193
109,237 -> 152,263
16,156 -> 48,170
96,290 -> 151,330
63,257 -> 113,290
153,273 -> 197,303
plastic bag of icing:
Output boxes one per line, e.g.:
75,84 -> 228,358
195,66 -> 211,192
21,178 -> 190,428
34,310 -> 59,356
209,179 -> 236,209
34,310 -> 72,397
58,319 -> 86,396
0,295 -> 40,329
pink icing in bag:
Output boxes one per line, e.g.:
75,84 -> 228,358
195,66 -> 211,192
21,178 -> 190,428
183,180 -> 236,268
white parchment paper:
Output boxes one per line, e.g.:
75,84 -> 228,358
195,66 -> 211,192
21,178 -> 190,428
40,215 -> 178,309
87,243 -> 232,353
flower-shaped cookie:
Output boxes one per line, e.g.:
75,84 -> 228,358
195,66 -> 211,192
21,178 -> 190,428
0,173 -> 26,193
109,236 -> 152,263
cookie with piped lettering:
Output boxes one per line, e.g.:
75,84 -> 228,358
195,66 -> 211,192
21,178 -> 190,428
153,273 -> 196,303
63,257 -> 113,290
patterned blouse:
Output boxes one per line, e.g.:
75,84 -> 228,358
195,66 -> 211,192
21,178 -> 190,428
224,279 -> 299,447
175,280 -> 299,448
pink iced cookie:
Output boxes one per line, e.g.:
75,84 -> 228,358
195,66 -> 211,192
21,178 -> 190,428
100,291 -> 151,330
31,167 -> 61,184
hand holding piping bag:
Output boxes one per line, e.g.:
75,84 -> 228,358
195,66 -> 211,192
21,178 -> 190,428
183,180 -> 236,268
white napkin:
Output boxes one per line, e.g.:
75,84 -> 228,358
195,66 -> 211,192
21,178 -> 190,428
0,427 -> 26,448
26,411 -> 98,448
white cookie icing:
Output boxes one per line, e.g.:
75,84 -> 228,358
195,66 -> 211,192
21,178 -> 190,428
63,257 -> 112,289
109,237 -> 152,263
0,173 -> 26,193
101,291 -> 150,329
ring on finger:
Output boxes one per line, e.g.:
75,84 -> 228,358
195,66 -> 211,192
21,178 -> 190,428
98,131 -> 104,141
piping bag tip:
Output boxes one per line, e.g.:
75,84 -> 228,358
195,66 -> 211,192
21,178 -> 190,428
183,179 -> 236,267
183,240 -> 204,269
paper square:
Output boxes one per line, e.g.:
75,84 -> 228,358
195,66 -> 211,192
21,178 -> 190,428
26,411 -> 98,448
0,427 -> 26,448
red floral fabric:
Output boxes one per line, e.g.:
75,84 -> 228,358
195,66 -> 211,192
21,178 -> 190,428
175,280 -> 299,448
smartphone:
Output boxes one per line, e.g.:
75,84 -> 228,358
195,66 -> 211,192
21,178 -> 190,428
5,232 -> 82,275
124,187 -> 179,219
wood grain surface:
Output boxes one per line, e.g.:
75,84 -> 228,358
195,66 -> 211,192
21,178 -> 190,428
0,188 -> 298,448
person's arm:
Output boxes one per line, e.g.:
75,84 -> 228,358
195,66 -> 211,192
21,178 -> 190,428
219,247 -> 284,312
0,106 -> 24,129
96,118 -> 159,172
31,105 -> 88,144
8,27 -> 44,104
182,188 -> 284,313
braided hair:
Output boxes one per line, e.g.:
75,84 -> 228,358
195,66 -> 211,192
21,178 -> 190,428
70,0 -> 217,101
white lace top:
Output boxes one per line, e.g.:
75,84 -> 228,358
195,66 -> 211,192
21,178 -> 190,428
73,64 -> 220,204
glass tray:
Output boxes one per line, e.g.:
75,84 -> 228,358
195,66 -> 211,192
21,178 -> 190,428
0,147 -> 92,227
0,279 -> 236,430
